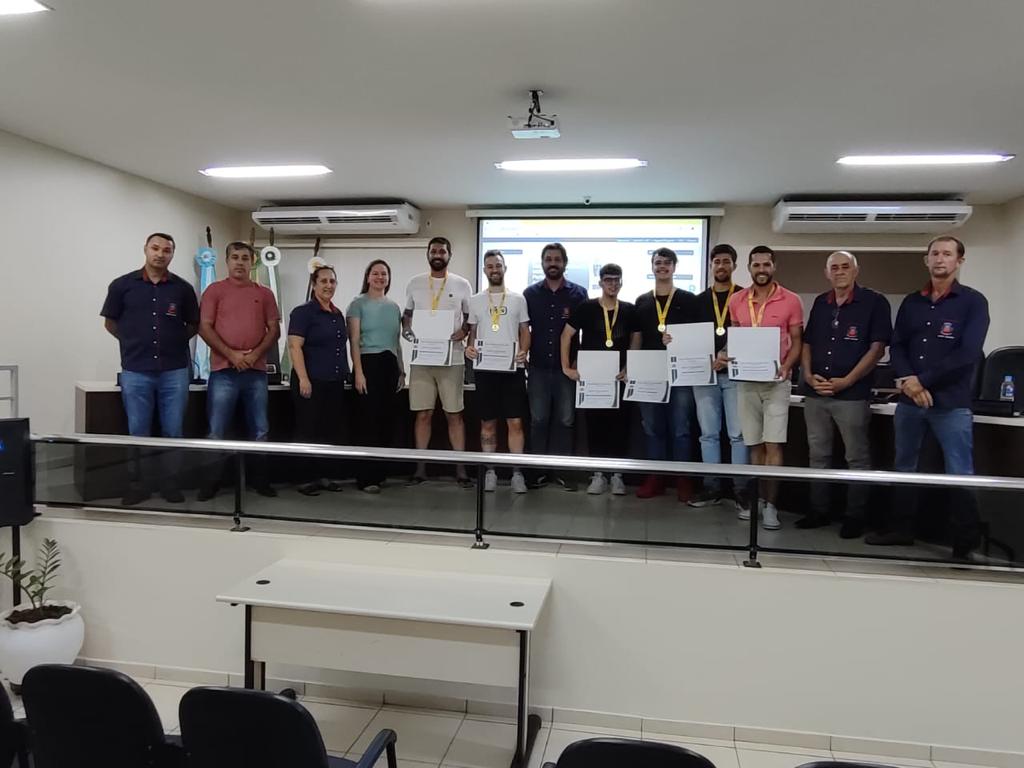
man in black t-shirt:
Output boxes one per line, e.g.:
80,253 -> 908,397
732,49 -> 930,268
689,244 -> 749,509
631,247 -> 700,502
561,263 -> 638,495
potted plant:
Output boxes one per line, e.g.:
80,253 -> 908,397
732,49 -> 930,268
0,538 -> 84,693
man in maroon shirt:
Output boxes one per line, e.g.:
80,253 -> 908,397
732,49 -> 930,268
197,242 -> 281,500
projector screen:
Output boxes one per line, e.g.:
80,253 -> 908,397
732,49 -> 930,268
477,217 -> 709,299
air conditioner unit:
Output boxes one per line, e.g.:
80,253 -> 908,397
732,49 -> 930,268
251,203 -> 421,235
772,200 -> 973,233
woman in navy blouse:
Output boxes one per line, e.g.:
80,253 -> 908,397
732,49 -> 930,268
288,265 -> 350,495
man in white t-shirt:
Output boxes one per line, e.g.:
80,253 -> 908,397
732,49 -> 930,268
466,250 -> 531,493
401,236 -> 474,485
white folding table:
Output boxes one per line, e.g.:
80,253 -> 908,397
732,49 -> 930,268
218,559 -> 551,767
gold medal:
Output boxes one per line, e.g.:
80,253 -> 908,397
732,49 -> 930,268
711,283 -> 736,337
602,300 -> 620,350
487,287 -> 507,334
653,288 -> 674,336
491,323 -> 500,332
716,326 -> 726,337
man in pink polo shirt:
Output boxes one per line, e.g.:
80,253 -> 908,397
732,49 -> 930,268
197,241 -> 281,500
727,245 -> 803,530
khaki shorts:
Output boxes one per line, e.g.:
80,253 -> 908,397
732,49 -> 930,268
738,380 -> 791,445
409,364 -> 465,413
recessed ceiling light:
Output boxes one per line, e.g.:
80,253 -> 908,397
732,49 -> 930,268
494,158 -> 647,172
0,0 -> 50,15
200,164 -> 333,179
837,154 -> 1014,167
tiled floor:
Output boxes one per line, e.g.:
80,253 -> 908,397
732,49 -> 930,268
34,677 -> 991,768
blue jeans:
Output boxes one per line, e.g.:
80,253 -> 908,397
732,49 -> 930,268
527,366 -> 576,458
120,368 -> 190,438
207,369 -> 269,441
638,386 -> 695,462
891,403 -> 978,546
120,367 -> 190,491
693,371 -> 748,489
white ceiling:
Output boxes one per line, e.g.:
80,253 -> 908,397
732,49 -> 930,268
2,0 -> 1023,211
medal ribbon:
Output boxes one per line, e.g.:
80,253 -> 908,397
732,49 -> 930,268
429,273 -> 448,311
602,300 -> 620,347
488,287 -> 507,329
654,288 -> 675,330
712,283 -> 736,332
747,283 -> 777,327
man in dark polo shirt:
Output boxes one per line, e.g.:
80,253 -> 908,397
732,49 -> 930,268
523,242 -> 587,488
867,236 -> 989,558
799,251 -> 891,538
197,242 -> 281,500
101,232 -> 199,505
631,247 -> 700,501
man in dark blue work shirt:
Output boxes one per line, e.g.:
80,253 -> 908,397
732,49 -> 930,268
799,251 -> 891,538
101,232 -> 200,505
866,236 -> 989,557
523,242 -> 588,487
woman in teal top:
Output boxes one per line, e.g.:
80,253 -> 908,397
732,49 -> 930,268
347,259 -> 405,493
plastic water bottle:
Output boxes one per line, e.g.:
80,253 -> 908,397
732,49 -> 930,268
999,375 -> 1015,402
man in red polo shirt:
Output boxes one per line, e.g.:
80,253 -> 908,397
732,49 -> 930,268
197,242 -> 281,500
727,245 -> 804,530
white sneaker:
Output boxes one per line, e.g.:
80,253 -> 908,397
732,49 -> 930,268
586,473 -> 607,495
610,473 -> 626,495
737,499 -> 753,521
510,471 -> 528,494
483,469 -> 497,492
761,502 -> 782,530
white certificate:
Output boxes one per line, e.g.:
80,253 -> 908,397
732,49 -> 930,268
624,350 -> 670,403
474,339 -> 516,372
727,326 -> 780,382
666,322 -> 718,386
411,339 -> 452,366
576,350 -> 621,409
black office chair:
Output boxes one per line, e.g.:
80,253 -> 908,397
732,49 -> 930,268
0,682 -> 29,768
543,737 -> 718,768
179,686 -> 398,768
21,663 -> 183,768
797,761 -> 901,768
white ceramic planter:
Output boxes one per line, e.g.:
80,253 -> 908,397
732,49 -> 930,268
0,600 -> 85,686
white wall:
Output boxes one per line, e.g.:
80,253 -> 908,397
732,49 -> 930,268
25,513 -> 1024,753
0,128 -> 241,434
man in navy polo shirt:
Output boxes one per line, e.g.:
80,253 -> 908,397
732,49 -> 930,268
101,232 -> 199,505
866,236 -> 989,557
799,251 -> 891,538
523,242 -> 588,488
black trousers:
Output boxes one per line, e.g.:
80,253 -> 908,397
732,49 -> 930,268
291,377 -> 348,482
585,402 -> 629,461
353,352 -> 401,488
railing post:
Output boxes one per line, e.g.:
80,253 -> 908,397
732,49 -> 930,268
231,451 -> 250,533
743,476 -> 761,568
472,463 -> 489,549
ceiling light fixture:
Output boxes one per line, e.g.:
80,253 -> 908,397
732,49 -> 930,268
0,0 -> 50,15
495,158 -> 647,172
837,154 -> 1014,167
200,164 -> 333,179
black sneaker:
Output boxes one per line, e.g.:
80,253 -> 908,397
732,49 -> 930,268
687,489 -> 722,508
795,515 -> 830,529
121,487 -> 151,506
865,531 -> 914,546
253,485 -> 278,498
160,488 -> 185,504
196,486 -> 218,502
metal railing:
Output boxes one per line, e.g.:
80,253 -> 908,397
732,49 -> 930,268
30,432 -> 1024,568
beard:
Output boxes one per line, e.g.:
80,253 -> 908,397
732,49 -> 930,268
429,257 -> 448,272
544,264 -> 564,279
753,273 -> 772,285
487,273 -> 504,287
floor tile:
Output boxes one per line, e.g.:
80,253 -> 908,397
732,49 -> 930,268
442,718 -> 516,768
737,748 -> 828,768
302,699 -> 380,754
832,751 -> 935,768
349,708 -> 464,765
142,682 -> 188,732
934,762 -> 1007,768
337,754 -> 436,768
737,743 -> 832,757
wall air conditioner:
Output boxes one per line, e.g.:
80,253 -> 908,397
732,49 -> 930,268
251,203 -> 421,235
772,200 -> 973,233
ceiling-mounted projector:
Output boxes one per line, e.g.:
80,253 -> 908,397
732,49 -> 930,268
509,89 -> 560,139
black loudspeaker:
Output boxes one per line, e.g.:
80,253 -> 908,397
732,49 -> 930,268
0,419 -> 34,527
